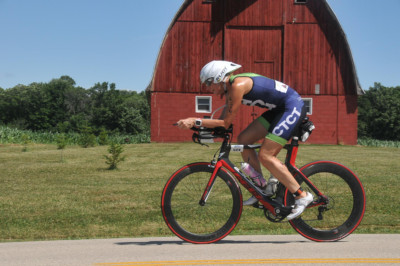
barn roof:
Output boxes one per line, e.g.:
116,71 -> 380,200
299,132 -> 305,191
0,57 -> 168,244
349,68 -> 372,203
322,1 -> 364,95
146,0 -> 193,93
147,0 -> 364,95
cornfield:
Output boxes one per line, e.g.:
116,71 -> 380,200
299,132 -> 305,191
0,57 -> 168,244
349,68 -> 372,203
0,126 -> 150,145
358,138 -> 400,148
1,126 -> 399,148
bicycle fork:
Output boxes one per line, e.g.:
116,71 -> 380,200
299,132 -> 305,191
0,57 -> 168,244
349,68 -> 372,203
199,161 -> 223,206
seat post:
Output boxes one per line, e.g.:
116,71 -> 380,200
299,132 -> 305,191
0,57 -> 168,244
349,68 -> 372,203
285,136 -> 299,167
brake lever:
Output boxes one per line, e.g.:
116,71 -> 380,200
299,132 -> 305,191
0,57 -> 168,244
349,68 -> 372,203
192,133 -> 209,147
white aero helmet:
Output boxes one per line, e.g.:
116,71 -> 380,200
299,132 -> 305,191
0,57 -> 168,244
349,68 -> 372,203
200,60 -> 242,86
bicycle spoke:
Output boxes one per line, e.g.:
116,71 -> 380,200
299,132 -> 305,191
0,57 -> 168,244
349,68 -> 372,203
162,163 -> 242,243
171,172 -> 233,234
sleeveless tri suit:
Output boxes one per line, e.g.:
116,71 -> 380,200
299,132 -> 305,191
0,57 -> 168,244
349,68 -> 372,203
229,73 -> 306,146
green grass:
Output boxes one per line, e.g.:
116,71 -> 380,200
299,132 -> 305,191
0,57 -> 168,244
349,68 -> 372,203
0,142 -> 399,242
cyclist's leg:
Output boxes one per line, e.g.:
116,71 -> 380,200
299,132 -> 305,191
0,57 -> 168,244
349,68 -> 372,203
257,102 -> 307,195
259,139 -> 312,219
237,118 -> 268,174
258,139 -> 300,193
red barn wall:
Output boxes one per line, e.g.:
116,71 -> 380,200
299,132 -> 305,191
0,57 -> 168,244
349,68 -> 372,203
151,93 -> 357,145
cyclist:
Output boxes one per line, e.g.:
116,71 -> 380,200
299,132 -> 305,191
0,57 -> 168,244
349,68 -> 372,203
176,60 -> 313,220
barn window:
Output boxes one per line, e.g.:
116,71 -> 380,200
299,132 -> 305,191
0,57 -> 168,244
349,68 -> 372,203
294,0 -> 308,4
302,98 -> 313,115
196,96 -> 212,113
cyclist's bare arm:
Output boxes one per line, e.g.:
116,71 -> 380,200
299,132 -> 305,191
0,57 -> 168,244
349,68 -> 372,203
177,78 -> 251,130
217,96 -> 229,120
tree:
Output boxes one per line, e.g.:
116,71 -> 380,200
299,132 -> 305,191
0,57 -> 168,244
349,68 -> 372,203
0,88 -> 7,124
89,82 -> 123,132
0,85 -> 30,127
64,86 -> 90,116
118,91 -> 150,134
358,83 -> 400,141
60,75 -> 76,86
0,76 -> 151,136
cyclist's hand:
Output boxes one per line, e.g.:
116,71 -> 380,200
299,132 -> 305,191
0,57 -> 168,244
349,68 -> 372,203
177,118 -> 195,129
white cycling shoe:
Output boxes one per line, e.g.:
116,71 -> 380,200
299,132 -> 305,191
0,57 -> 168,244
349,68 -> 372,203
286,192 -> 313,220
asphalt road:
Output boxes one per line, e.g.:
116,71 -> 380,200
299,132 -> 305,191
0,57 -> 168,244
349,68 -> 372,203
0,234 -> 399,266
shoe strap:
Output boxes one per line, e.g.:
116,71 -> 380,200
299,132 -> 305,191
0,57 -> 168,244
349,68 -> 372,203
293,187 -> 304,197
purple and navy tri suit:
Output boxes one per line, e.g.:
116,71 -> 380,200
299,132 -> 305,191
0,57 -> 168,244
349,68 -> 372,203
229,73 -> 306,146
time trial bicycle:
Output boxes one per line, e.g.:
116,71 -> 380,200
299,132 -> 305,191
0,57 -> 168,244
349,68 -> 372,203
161,119 -> 366,244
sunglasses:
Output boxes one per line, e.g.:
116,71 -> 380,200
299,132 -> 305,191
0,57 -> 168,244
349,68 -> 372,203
205,78 -> 214,86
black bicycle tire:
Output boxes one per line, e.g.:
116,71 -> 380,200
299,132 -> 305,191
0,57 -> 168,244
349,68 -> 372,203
286,161 -> 366,242
161,162 -> 242,244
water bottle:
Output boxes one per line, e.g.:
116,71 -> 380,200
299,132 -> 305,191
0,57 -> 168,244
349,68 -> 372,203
240,162 -> 266,188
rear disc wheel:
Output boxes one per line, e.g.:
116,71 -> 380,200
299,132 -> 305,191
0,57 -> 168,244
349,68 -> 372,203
286,162 -> 366,242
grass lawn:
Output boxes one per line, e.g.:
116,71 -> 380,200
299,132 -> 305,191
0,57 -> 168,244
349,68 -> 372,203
0,142 -> 399,242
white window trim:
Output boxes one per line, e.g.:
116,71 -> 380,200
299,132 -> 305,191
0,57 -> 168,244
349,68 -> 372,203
195,96 -> 212,113
302,98 -> 313,115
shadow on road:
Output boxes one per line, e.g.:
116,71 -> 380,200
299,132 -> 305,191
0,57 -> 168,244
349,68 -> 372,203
115,239 -> 308,246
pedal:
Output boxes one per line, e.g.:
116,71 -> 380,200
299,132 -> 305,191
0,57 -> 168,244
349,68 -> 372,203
275,206 -> 293,217
251,202 -> 264,209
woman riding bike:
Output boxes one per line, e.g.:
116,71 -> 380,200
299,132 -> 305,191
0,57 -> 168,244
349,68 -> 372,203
177,60 -> 312,220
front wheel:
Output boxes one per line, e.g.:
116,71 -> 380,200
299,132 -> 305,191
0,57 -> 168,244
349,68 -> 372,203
161,162 -> 242,244
286,161 -> 366,242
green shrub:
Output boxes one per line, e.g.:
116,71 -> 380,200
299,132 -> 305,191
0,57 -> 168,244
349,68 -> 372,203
98,128 -> 109,146
104,143 -> 126,170
56,134 -> 67,150
79,126 -> 96,148
21,134 -> 31,152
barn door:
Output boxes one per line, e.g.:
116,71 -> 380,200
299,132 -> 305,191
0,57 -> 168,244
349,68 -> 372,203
224,26 -> 283,133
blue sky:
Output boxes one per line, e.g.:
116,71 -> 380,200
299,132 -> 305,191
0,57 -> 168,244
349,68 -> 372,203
0,0 -> 399,92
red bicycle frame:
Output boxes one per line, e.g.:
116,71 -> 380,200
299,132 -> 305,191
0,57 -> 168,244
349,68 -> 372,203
199,134 -> 328,218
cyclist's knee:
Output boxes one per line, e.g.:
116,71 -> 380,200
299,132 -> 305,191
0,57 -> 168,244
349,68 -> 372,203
258,150 -> 274,168
258,140 -> 283,167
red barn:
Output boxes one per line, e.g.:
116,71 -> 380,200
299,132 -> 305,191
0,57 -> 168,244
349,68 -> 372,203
147,0 -> 364,144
